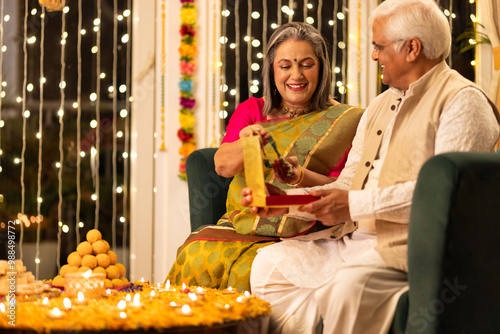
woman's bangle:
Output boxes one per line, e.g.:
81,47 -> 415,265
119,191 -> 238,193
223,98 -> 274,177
287,166 -> 305,187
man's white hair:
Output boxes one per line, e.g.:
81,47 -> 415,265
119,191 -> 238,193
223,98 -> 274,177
369,0 -> 451,60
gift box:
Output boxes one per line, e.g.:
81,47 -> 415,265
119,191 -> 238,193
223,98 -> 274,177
241,135 -> 319,207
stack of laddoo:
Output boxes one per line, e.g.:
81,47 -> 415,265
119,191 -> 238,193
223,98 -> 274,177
52,229 -> 128,288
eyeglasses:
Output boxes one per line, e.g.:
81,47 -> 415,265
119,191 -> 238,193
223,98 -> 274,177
372,40 -> 405,53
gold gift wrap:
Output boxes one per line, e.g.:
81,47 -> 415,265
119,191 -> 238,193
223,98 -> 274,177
241,135 -> 319,208
64,272 -> 105,299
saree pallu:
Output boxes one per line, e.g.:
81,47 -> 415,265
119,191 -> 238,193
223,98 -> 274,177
167,104 -> 364,292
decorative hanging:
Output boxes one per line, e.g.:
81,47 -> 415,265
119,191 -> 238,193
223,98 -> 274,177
178,0 -> 197,181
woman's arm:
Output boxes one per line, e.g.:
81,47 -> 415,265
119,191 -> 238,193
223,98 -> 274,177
214,141 -> 243,177
272,156 -> 337,187
215,124 -> 270,177
214,98 -> 266,177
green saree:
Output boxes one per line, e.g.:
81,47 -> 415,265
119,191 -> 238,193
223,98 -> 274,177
167,104 -> 364,292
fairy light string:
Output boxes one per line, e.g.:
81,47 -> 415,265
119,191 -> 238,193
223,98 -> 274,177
35,6 -> 46,280
56,4 -> 68,272
94,0 -> 102,229
220,1 -> 228,143
246,0 -> 252,97
357,0 -> 362,107
76,0 -> 82,245
262,0 -> 268,52
0,0 -> 3,177
341,0 -> 347,104
277,0 -> 282,26
303,1 -> 307,22
234,0 -> 240,107
210,0 -> 218,147
331,0 -> 339,98
111,0 -> 118,250
123,0 -> 132,271
160,0 -> 166,151
20,0 -> 29,261
317,0 -> 323,30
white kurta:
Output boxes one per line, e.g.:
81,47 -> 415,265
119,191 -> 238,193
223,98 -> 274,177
251,72 -> 500,333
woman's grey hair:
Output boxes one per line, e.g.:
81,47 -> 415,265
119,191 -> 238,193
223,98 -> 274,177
262,22 -> 332,116
368,0 -> 451,60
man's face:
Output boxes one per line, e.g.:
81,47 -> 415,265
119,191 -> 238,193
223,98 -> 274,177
371,17 -> 409,90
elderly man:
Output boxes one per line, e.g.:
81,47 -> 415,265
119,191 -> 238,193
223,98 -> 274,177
243,0 -> 500,333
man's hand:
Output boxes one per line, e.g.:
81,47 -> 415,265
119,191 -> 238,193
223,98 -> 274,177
241,184 -> 288,217
298,189 -> 350,226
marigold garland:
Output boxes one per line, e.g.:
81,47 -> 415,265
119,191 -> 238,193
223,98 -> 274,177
178,0 -> 197,180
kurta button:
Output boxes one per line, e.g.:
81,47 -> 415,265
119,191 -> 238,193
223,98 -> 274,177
377,130 -> 382,135
365,161 -> 371,167
391,105 -> 396,110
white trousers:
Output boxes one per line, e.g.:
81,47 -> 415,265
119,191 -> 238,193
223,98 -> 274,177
251,251 -> 408,334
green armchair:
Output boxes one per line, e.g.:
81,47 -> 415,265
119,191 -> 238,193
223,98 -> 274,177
185,148 -> 232,232
391,151 -> 500,333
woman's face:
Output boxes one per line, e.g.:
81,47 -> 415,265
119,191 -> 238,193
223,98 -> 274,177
273,39 -> 320,109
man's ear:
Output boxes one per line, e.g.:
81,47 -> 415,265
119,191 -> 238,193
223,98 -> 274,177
405,38 -> 422,62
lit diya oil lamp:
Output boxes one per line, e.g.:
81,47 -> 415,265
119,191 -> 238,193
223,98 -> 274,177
222,286 -> 237,294
73,291 -> 88,305
40,296 -> 49,307
160,280 -> 176,292
47,307 -> 66,319
129,293 -> 143,309
194,287 -> 206,300
62,298 -> 72,310
169,301 -> 182,309
236,291 -> 252,304
175,304 -> 193,316
179,283 -> 191,294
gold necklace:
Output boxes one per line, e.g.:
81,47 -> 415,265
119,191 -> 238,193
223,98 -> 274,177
280,104 -> 312,117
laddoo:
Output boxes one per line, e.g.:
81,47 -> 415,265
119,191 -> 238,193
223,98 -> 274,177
59,264 -> 71,277
52,275 -> 65,287
115,263 -> 126,277
77,266 -> 92,273
67,252 -> 82,267
81,255 -> 98,269
104,279 -> 113,289
105,265 -> 120,279
86,229 -> 102,243
93,266 -> 107,275
76,241 -> 93,257
107,250 -> 117,265
96,253 -> 111,268
111,278 -> 124,288
66,265 -> 79,275
92,240 -> 109,255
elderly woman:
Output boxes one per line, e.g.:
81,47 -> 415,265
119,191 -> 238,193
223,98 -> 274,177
166,22 -> 363,292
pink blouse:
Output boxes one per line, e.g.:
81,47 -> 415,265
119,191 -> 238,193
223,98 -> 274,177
221,97 -> 348,177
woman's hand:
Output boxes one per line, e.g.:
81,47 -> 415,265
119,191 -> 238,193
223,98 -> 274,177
272,156 -> 301,185
239,124 -> 270,147
240,185 -> 288,217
